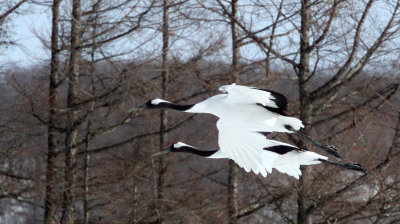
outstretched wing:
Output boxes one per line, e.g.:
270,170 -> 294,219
219,83 -> 288,115
216,120 -> 280,176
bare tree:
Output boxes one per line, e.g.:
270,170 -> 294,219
153,0 -> 170,223
228,0 -> 239,223
2,0 -> 400,223
0,0 -> 27,48
60,0 -> 82,223
223,0 -> 400,223
44,0 -> 61,223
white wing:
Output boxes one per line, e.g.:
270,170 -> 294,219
219,83 -> 287,110
216,119 -> 323,179
217,120 -> 280,177
263,141 -> 328,179
273,151 -> 327,179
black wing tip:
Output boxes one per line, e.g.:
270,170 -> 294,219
252,87 -> 288,115
270,92 -> 288,112
256,103 -> 287,116
254,88 -> 288,112
258,132 -> 271,137
264,145 -> 303,155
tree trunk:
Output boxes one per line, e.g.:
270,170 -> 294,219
154,0 -> 169,222
61,0 -> 81,223
265,0 -> 284,79
83,4 -> 100,222
231,0 -> 240,83
297,0 -> 312,224
83,143 -> 90,224
228,0 -> 240,223
44,0 -> 61,223
228,160 -> 238,224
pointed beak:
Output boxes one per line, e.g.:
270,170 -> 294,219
128,104 -> 146,113
152,150 -> 170,157
137,104 -> 147,109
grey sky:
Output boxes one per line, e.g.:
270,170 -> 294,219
1,8 -> 50,67
2,0 -> 399,73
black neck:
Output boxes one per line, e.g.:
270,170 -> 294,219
155,102 -> 194,111
172,146 -> 218,157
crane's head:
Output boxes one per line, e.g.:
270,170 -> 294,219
169,142 -> 190,152
219,83 -> 236,93
152,141 -> 188,156
145,98 -> 170,109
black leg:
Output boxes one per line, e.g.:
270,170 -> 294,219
292,131 -> 343,160
317,159 -> 367,173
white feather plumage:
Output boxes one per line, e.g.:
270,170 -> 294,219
149,84 -> 335,178
175,120 -> 326,178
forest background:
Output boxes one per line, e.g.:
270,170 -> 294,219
1,0 -> 400,223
